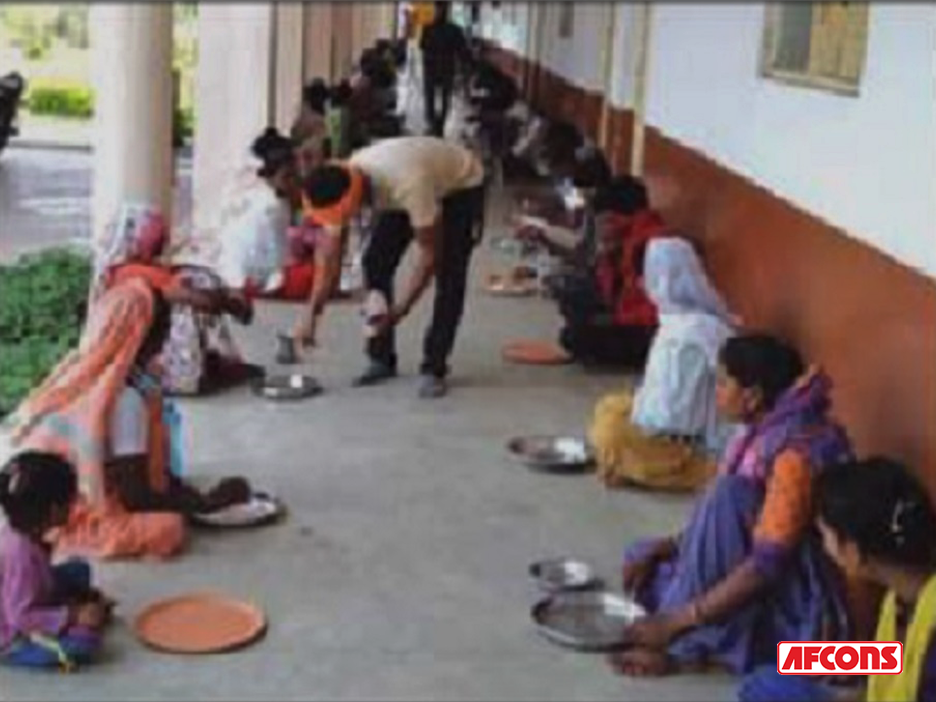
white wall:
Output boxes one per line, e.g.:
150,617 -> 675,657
480,3 -> 611,94
607,3 -> 641,109
538,3 -> 609,93
479,2 -> 530,58
647,4 -> 936,279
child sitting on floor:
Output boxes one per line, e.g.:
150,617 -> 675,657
0,452 -> 112,671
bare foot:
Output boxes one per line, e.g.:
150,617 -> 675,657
607,647 -> 672,677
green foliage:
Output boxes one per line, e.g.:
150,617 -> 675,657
172,3 -> 198,114
174,3 -> 198,25
2,4 -> 197,123
1,5 -> 54,60
55,6 -> 89,49
25,42 -> 49,61
173,105 -> 195,147
0,248 -> 92,418
27,79 -> 94,118
0,5 -> 88,57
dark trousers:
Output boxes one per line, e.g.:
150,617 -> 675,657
364,187 -> 482,378
559,321 -> 655,369
423,70 -> 454,137
555,277 -> 655,369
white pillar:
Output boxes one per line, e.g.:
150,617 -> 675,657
303,4 -> 335,83
597,4 -> 618,149
273,3 -> 306,132
352,3 -> 396,59
331,4 -> 355,80
630,4 -> 653,177
192,4 -> 273,245
90,4 -> 173,244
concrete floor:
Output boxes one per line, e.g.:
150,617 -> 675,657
1,241 -> 736,701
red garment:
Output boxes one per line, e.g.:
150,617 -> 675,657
279,262 -> 316,300
595,209 -> 665,327
108,263 -> 178,293
245,262 -> 316,302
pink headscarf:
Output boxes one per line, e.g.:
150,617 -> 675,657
91,203 -> 169,301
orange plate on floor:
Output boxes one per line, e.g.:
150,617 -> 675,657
133,592 -> 266,654
502,339 -> 572,366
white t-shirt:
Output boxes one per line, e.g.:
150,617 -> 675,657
349,137 -> 484,229
109,385 -> 148,459
216,185 -> 290,290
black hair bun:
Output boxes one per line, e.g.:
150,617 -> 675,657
252,127 -> 293,162
303,79 -> 330,113
816,456 -> 936,570
251,127 -> 280,158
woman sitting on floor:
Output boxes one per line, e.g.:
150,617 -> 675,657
552,175 -> 664,368
608,334 -> 853,677
7,278 -> 253,560
94,203 -> 259,397
590,237 -> 737,491
739,457 -> 936,702
216,127 -> 321,303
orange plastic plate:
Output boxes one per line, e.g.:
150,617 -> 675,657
134,592 -> 266,654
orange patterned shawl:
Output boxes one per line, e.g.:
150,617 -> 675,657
9,278 -> 168,504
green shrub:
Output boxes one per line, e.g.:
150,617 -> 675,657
181,106 -> 194,139
172,105 -> 195,147
0,248 -> 92,418
27,80 -> 94,119
25,44 -> 48,61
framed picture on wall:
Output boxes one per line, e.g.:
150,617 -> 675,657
558,4 -> 574,39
